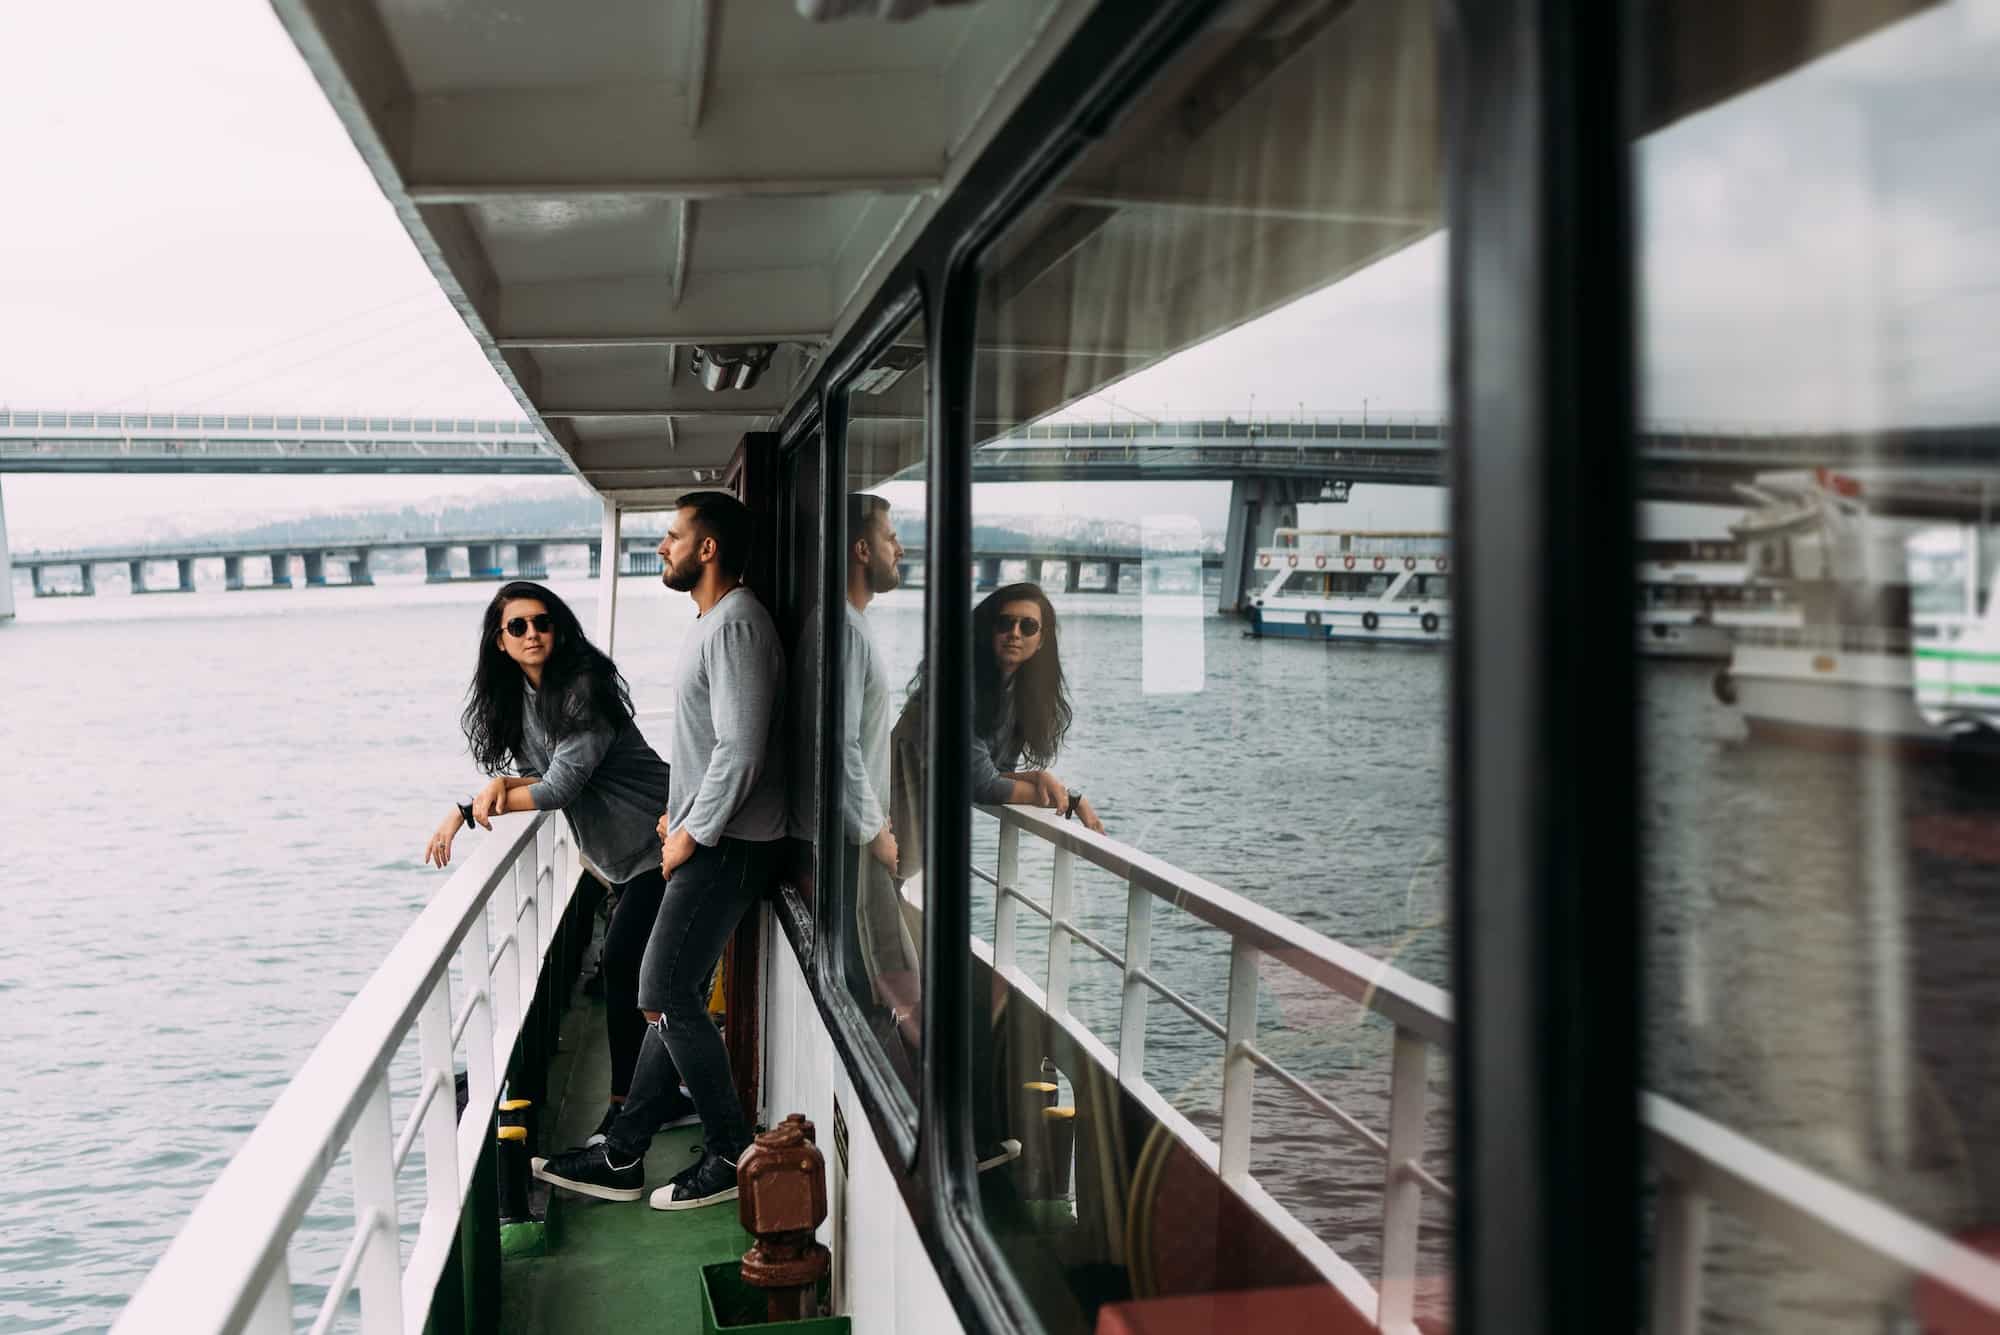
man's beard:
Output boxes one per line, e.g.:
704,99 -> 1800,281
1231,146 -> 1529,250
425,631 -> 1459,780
662,556 -> 701,591
866,552 -> 902,594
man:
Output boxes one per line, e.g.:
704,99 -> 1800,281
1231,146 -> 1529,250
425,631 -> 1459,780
534,490 -> 786,1210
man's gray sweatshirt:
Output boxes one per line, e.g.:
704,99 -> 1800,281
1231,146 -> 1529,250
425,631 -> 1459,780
518,680 -> 670,883
669,586 -> 787,845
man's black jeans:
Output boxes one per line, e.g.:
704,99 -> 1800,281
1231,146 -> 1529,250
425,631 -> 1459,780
608,836 -> 773,1160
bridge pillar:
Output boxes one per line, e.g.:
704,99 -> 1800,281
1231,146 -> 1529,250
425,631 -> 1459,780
975,557 -> 1001,590
0,476 -> 12,622
81,564 -> 95,596
515,543 -> 547,579
269,554 -> 293,588
129,559 -> 149,594
30,566 -> 48,598
1100,559 -> 1122,594
303,552 -> 328,587
468,543 -> 501,580
177,557 -> 196,593
224,556 -> 244,590
1065,558 -> 1082,592
348,550 -> 375,586
1220,476 -> 1307,614
588,542 -> 602,579
425,546 -> 453,583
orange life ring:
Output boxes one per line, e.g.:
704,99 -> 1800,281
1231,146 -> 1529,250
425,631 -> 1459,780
1259,554 -> 1270,568
1314,555 -> 1326,569
1343,556 -> 1356,570
1436,557 -> 1449,572
1287,554 -> 1298,568
1372,556 -> 1386,571
1404,557 -> 1417,571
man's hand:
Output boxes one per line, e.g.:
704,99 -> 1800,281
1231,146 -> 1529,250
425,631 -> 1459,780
470,776 -> 508,829
868,822 -> 898,869
423,809 -> 463,868
661,826 -> 699,879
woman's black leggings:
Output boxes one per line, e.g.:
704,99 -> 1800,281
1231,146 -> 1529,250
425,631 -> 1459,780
603,867 -> 672,1098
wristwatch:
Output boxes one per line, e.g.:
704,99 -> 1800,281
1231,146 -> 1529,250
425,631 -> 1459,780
458,798 -> 477,828
1065,790 -> 1083,820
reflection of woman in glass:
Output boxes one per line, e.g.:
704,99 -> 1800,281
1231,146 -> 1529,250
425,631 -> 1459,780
970,582 -> 1104,832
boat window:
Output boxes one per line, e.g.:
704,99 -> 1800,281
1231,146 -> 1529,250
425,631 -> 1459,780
964,3 -> 1452,1330
1634,3 -> 2000,1327
834,314 -> 930,1113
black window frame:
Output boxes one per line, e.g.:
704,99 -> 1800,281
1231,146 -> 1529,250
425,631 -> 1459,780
763,0 -> 1647,1331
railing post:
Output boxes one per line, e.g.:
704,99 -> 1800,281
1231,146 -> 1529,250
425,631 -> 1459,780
1118,878 -> 1152,1088
463,902 -> 498,1125
1648,1175 -> 1708,1335
995,815 -> 1020,976
492,852 -> 522,1049
515,854 -> 539,1035
417,974 -> 460,1231
1378,1027 -> 1428,1332
351,1075 -> 405,1334
1219,937 -> 1260,1182
1047,844 -> 1075,1018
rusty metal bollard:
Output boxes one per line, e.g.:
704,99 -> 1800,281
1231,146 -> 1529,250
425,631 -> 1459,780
736,1114 -> 829,1323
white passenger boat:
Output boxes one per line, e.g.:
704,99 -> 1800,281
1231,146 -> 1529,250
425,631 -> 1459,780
1245,529 -> 1450,644
93,3 -> 2000,1334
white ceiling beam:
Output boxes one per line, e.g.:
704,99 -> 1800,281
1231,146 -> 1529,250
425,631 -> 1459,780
687,0 -> 717,132
498,266 -> 835,343
404,74 -> 947,199
671,201 -> 694,307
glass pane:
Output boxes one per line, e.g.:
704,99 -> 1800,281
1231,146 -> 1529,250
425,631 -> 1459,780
968,4 -> 1452,1330
836,317 -> 929,1108
1634,4 -> 2000,1329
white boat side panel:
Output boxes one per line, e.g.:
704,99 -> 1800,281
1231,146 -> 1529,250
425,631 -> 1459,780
766,921 -> 963,1335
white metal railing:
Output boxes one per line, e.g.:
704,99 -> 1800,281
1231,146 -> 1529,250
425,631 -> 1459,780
113,811 -> 576,1335
976,805 -> 2000,1335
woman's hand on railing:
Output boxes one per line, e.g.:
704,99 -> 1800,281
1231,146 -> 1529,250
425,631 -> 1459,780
422,808 -> 463,868
470,776 -> 508,829
1073,795 -> 1105,835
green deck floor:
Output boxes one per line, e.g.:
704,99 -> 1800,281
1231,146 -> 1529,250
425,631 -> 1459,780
500,988 -> 750,1333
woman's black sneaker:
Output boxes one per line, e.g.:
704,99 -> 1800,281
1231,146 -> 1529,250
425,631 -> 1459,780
648,1149 -> 739,1211
531,1144 -> 644,1202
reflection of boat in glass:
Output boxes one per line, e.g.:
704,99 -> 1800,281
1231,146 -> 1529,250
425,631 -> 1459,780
1635,537 -> 1799,659
1245,529 -> 1450,644
1714,471 -> 1983,748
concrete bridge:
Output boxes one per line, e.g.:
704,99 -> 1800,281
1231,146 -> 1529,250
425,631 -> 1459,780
15,530 -> 669,598
15,529 -> 1219,600
899,544 -> 1222,596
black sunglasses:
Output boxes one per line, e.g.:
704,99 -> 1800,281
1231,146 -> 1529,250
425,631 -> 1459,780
504,613 -> 554,638
994,614 -> 1041,637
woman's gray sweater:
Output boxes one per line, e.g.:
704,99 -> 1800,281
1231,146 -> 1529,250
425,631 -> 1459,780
517,679 -> 671,883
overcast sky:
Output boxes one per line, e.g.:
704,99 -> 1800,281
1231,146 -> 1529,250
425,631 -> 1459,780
4,0 -> 1996,546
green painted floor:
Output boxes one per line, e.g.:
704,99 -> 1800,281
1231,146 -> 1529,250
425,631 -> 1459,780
500,988 -> 750,1333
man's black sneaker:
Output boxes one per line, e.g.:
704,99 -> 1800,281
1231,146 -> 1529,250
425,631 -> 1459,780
531,1143 -> 643,1202
648,1149 -> 739,1211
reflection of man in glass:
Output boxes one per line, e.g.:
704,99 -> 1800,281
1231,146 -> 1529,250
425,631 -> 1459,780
842,494 -> 918,1028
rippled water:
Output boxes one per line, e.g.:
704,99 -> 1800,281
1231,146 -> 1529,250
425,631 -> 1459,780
3,575 -> 1994,1332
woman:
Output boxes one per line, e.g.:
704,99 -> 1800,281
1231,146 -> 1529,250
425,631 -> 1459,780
422,581 -> 693,1142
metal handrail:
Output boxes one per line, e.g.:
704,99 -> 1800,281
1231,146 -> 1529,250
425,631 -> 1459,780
976,804 -> 2000,1335
113,811 -> 576,1335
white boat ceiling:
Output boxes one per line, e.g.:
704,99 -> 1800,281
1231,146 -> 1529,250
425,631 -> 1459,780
269,0 -> 1090,506
270,0 -> 1927,508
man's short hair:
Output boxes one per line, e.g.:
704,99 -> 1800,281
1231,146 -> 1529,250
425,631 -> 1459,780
676,490 -> 752,577
847,492 -> 891,545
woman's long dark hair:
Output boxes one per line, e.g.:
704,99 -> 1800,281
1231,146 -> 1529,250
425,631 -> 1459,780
974,582 -> 1071,767
462,581 -> 633,775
